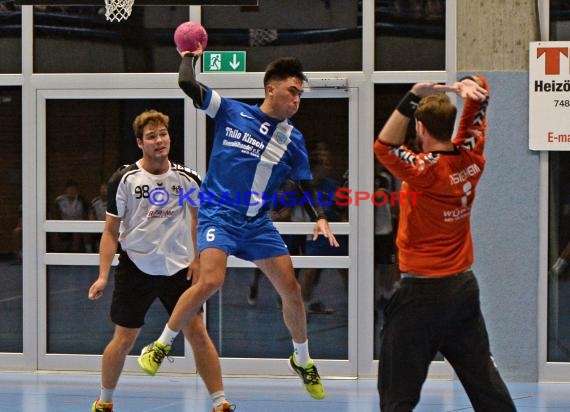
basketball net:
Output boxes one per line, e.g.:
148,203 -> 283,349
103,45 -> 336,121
104,0 -> 134,22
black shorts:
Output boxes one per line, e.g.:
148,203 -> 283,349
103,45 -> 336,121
110,252 -> 193,328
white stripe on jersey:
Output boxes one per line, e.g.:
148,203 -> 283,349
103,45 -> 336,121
205,90 -> 222,118
247,120 -> 293,216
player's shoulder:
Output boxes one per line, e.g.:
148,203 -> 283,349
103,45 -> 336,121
420,152 -> 441,165
224,96 -> 252,115
171,162 -> 202,186
287,126 -> 305,146
109,163 -> 139,185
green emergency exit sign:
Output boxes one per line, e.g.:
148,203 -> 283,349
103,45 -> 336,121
203,51 -> 247,73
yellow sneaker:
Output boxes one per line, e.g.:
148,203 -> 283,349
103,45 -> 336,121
288,355 -> 326,400
212,401 -> 236,411
137,341 -> 171,376
91,399 -> 113,412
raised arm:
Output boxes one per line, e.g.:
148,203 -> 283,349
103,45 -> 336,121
376,82 -> 456,146
451,75 -> 490,152
178,52 -> 209,108
374,82 -> 451,184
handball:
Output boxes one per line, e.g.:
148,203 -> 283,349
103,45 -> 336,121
174,21 -> 208,53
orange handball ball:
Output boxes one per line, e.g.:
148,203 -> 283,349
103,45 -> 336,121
174,21 -> 208,53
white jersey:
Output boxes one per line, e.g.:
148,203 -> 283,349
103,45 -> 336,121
107,160 -> 201,276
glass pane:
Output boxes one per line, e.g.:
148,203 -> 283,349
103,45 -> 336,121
45,99 -> 184,230
547,152 -> 570,362
550,0 -> 570,40
0,86 -> 22,352
0,1 -> 21,73
202,0 -> 362,71
373,84 -> 418,359
373,85 -> 449,363
46,232 -> 100,253
375,0 -> 445,71
201,93 -> 349,358
46,265 -> 185,355
207,267 -> 348,359
374,84 -> 416,150
206,97 -> 349,221
372,158 -> 399,359
34,6 -> 188,73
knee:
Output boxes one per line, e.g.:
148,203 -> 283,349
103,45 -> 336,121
183,316 -> 210,344
108,333 -> 136,355
197,275 -> 224,297
280,280 -> 303,304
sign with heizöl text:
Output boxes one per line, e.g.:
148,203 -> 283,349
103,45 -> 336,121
529,41 -> 570,150
203,51 -> 246,73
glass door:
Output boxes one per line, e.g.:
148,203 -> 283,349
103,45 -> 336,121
36,87 -> 198,374
0,86 -> 24,369
197,86 -> 357,377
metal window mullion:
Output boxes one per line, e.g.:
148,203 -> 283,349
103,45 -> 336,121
20,4 -> 37,371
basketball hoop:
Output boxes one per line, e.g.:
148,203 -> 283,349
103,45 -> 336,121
104,0 -> 134,22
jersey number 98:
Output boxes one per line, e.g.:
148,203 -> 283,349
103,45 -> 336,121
134,185 -> 150,199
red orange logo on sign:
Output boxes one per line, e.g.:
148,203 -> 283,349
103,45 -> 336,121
537,47 -> 569,74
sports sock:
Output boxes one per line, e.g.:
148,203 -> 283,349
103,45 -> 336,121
157,324 -> 179,346
293,339 -> 310,367
99,387 -> 114,403
211,390 -> 227,408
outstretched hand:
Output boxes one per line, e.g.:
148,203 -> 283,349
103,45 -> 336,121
410,79 -> 488,102
410,82 -> 454,97
450,78 -> 488,101
313,219 -> 340,247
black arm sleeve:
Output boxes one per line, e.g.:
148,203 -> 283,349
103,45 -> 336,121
178,54 -> 208,108
297,180 -> 327,221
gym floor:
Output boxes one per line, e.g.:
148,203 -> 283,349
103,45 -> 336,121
1,371 -> 570,411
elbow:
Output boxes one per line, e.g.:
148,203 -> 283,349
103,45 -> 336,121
178,79 -> 203,106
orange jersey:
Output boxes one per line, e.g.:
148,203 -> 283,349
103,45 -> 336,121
374,77 -> 489,276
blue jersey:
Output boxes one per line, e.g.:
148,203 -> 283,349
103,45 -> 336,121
199,87 -> 312,218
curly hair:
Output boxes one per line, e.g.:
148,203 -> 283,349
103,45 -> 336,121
132,109 -> 170,140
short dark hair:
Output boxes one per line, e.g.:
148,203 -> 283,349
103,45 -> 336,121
415,93 -> 457,141
263,57 -> 307,87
